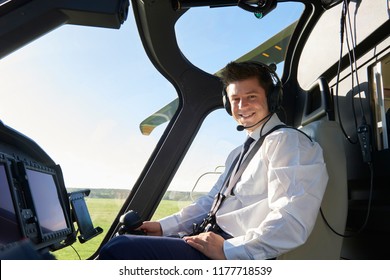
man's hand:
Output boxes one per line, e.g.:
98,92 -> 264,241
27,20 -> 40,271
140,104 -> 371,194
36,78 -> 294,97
138,221 -> 163,236
183,232 -> 227,260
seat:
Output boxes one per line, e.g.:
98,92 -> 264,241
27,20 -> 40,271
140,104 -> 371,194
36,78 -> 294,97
278,120 -> 348,259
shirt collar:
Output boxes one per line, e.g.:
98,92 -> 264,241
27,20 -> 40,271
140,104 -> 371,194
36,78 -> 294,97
248,113 -> 284,141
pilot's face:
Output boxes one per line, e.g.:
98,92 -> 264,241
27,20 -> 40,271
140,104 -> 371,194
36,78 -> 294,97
227,77 -> 270,132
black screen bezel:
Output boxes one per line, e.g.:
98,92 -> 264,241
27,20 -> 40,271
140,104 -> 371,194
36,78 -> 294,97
20,161 -> 73,249
69,189 -> 103,243
0,155 -> 23,245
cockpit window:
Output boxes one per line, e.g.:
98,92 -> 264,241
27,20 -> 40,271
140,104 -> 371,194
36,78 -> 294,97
175,2 -> 304,76
0,16 -> 177,259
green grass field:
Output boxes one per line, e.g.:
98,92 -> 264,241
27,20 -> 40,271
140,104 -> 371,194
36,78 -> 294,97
53,198 -> 191,260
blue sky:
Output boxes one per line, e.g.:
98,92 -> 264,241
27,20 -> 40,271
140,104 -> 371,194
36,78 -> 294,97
0,3 -> 302,191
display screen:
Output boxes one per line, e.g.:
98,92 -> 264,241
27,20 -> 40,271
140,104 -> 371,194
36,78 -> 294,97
0,163 -> 22,245
71,193 -> 95,235
26,169 -> 68,234
69,190 -> 102,243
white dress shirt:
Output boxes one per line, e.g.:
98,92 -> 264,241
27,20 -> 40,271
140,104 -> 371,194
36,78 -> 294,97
159,114 -> 328,259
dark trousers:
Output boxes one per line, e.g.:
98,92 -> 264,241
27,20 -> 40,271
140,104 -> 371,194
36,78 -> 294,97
98,235 -> 210,260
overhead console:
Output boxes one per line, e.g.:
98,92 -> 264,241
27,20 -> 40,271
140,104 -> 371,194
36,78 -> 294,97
173,0 -> 277,18
0,121 -> 100,256
0,0 -> 130,60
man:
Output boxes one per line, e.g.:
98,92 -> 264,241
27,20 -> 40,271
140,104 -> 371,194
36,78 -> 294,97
99,61 -> 328,260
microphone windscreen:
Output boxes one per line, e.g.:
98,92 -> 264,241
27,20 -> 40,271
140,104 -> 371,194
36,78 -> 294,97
236,125 -> 245,131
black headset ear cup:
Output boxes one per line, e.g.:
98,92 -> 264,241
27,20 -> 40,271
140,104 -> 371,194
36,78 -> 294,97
254,61 -> 283,113
267,81 -> 283,113
222,88 -> 232,115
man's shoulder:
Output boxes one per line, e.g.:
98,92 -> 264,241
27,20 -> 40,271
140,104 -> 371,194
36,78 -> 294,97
266,125 -> 312,143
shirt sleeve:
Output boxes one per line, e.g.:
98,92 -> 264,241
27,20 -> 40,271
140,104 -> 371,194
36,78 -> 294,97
159,146 -> 241,236
224,129 -> 328,259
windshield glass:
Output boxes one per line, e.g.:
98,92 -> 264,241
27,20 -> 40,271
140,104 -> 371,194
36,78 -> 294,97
0,17 -> 177,259
175,2 -> 303,75
0,1 -> 304,259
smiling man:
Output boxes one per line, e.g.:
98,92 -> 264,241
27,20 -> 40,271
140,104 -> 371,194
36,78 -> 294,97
98,61 -> 328,260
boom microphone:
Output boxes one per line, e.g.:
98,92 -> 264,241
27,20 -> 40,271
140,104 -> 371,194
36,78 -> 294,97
236,114 -> 272,131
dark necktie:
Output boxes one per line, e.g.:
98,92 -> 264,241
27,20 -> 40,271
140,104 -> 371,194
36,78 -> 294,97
205,136 -> 255,225
236,136 -> 255,171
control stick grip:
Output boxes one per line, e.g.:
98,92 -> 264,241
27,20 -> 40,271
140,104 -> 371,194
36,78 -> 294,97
117,210 -> 145,235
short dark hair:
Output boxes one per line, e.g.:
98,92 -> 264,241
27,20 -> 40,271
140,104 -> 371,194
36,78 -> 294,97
219,61 -> 274,96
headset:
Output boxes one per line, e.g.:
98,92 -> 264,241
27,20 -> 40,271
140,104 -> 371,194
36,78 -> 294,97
222,61 -> 283,115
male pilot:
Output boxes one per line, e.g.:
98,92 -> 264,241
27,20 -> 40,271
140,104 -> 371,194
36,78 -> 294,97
99,61 -> 328,260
